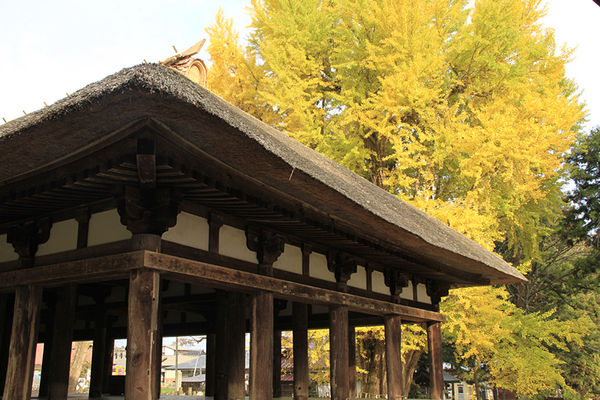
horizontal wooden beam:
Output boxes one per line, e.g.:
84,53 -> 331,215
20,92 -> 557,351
144,252 -> 444,322
0,252 -> 144,290
0,250 -> 443,322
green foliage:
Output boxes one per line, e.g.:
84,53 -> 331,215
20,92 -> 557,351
554,290 -> 600,399
567,127 -> 600,246
501,223 -> 600,399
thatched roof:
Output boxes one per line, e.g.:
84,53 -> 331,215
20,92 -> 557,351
0,64 -> 525,285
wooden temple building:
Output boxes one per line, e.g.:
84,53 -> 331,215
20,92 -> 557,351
0,63 -> 524,400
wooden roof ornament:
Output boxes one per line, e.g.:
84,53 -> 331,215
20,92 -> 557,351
159,39 -> 208,87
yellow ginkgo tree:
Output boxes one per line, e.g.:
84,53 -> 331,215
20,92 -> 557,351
205,0 -> 586,396
443,285 -> 589,399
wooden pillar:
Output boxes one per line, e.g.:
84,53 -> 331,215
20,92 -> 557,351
292,302 -> 309,400
89,296 -> 108,399
117,155 -> 174,398
0,294 -> 13,395
228,292 -> 246,400
250,291 -> 274,400
46,285 -> 77,400
154,300 -> 163,399
206,333 -> 217,396
39,343 -> 52,397
214,291 -> 229,400
126,268 -> 161,400
246,229 -> 283,400
3,285 -> 42,400
428,321 -> 444,400
385,315 -> 403,400
329,305 -> 349,400
102,332 -> 115,394
38,293 -> 56,398
349,325 -> 357,399
117,181 -> 173,396
3,220 -> 50,399
273,329 -> 282,398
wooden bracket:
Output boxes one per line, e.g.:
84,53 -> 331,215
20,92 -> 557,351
426,281 -> 450,305
327,252 -> 357,292
7,219 -> 51,267
117,186 -> 181,235
384,269 -> 410,303
136,138 -> 157,189
246,228 -> 284,275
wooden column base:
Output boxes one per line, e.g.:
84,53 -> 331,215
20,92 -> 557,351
250,291 -> 274,400
428,321 -> 444,400
3,285 -> 42,400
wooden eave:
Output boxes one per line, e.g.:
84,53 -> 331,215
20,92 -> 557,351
1,116 -> 486,287
0,66 -> 524,286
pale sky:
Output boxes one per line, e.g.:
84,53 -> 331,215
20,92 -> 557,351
1,0 -> 598,131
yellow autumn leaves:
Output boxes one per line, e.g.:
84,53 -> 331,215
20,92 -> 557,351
205,0 -> 586,396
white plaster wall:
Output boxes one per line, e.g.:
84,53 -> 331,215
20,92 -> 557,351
0,234 -> 18,263
218,225 -> 258,263
37,219 -> 78,256
273,244 -> 303,274
400,280 -> 414,300
347,265 -> 367,290
309,252 -> 336,283
88,209 -> 132,246
372,270 -> 388,294
162,212 -> 209,251
416,283 -> 432,304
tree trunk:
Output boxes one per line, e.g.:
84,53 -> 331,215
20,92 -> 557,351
69,341 -> 91,393
473,365 -> 480,400
378,352 -> 385,396
402,349 -> 422,395
360,337 -> 380,395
